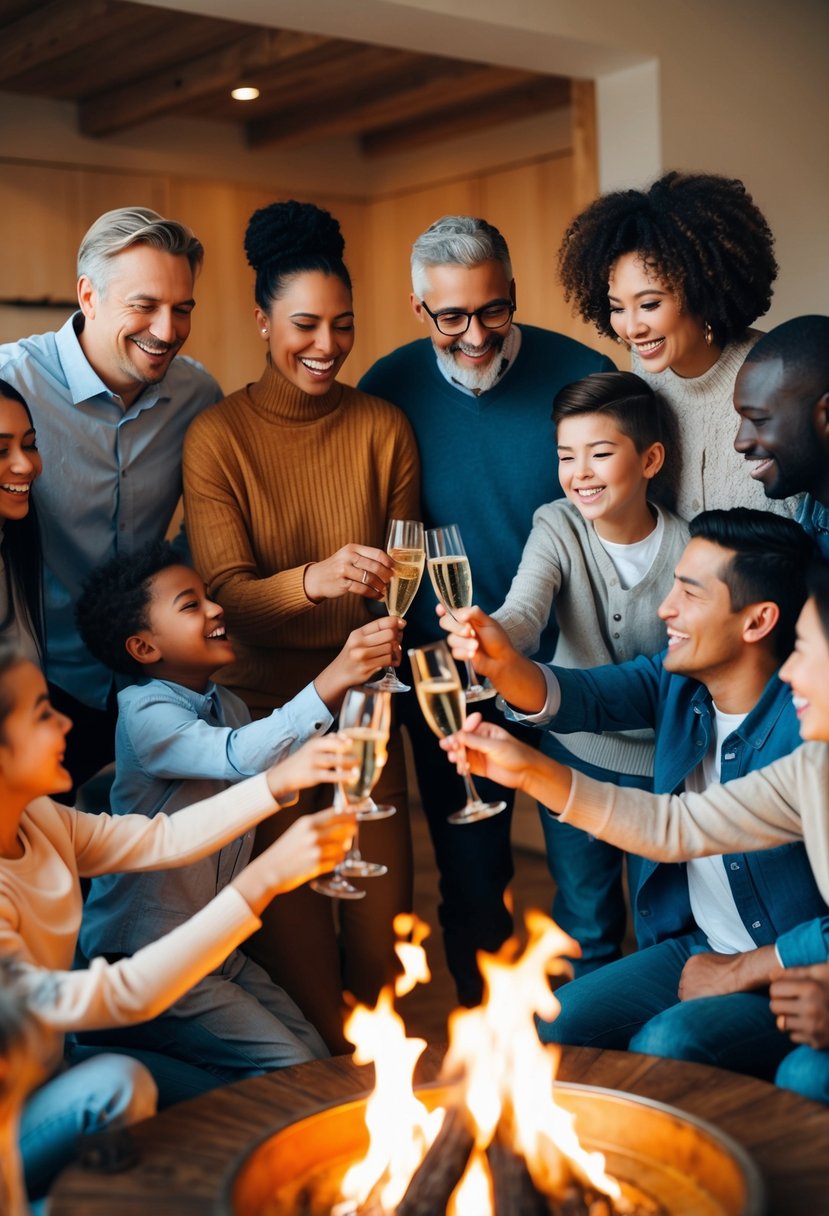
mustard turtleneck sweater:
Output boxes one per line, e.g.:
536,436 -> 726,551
183,361 -> 420,708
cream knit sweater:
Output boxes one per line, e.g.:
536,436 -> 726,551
0,774 -> 281,1065
633,330 -> 791,520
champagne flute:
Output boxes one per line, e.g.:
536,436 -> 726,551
312,687 -> 390,899
409,641 -> 505,825
368,519 -> 424,694
425,524 -> 496,702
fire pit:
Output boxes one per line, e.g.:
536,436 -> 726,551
217,913 -> 764,1216
221,1080 -> 764,1216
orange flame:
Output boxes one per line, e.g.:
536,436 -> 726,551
339,909 -> 622,1214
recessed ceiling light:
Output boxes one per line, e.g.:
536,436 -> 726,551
231,85 -> 260,101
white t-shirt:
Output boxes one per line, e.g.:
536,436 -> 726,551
594,505 -> 664,591
684,704 -> 758,953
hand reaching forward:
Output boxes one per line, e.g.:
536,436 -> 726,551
769,962 -> 829,1049
233,808 -> 356,915
265,733 -> 358,802
304,544 -> 393,603
437,604 -> 547,713
316,616 -> 405,711
440,714 -> 573,810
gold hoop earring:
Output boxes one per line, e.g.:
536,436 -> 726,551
704,322 -> 714,347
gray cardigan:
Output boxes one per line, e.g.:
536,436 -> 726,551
493,499 -> 689,776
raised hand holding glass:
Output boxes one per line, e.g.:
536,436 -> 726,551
368,519 -> 425,694
409,641 -> 505,825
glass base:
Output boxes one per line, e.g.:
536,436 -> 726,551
311,873 -> 366,900
339,857 -> 388,878
465,681 -> 498,703
448,798 -> 506,825
366,669 -> 410,693
357,801 -> 397,822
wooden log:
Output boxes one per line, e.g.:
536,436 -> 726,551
486,1135 -> 550,1215
393,1104 -> 474,1216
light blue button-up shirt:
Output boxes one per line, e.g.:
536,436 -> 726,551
0,314 -> 222,707
80,676 -> 332,961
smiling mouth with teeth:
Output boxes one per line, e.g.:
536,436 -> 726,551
1,483 -> 32,494
576,486 -> 605,498
300,358 -> 335,372
635,339 -> 665,352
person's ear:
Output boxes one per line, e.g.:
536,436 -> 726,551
410,293 -> 426,324
814,391 -> 829,449
509,279 -> 517,309
125,633 -> 162,667
642,441 -> 665,479
741,600 -> 780,646
77,275 -> 96,320
254,306 -> 270,341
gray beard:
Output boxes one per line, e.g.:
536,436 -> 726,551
434,339 -> 505,393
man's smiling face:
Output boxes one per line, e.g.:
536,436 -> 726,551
734,356 -> 827,501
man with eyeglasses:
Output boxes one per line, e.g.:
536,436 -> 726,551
359,215 -> 614,1005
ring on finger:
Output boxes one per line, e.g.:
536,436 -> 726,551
362,569 -> 369,585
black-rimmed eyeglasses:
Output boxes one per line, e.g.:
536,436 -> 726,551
419,298 -> 515,337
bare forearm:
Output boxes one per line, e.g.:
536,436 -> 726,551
490,655 -> 549,715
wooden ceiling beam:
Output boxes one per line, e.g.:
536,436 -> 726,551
246,63 -> 539,149
77,27 -> 332,137
360,75 -> 571,158
0,0 -> 118,82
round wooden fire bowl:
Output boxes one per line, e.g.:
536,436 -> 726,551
221,1080 -> 764,1216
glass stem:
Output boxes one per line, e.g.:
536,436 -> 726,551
336,784 -> 361,862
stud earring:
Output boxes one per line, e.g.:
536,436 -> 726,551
615,335 -> 631,350
703,322 -> 714,347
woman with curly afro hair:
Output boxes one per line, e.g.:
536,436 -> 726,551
183,200 -> 420,1051
558,172 -> 790,519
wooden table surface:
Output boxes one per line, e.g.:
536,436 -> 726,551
49,1045 -> 829,1215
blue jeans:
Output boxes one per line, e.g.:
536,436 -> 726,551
538,735 -> 651,975
20,1053 -> 157,1200
775,1045 -> 829,1104
75,951 -> 329,1082
539,931 -> 797,1084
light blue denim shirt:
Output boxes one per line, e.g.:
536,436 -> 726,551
0,315 -> 222,708
79,676 -> 332,960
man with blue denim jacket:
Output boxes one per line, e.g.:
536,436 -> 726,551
443,509 -> 824,1078
734,314 -> 829,560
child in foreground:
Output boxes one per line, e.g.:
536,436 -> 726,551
0,642 -> 356,1202
74,540 -> 400,1070
444,371 -> 688,972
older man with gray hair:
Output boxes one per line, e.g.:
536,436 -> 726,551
0,207 -> 221,791
360,215 -> 614,1004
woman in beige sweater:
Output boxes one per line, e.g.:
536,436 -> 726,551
183,201 -> 420,1051
0,643 -> 355,1203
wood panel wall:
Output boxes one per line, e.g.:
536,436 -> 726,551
0,93 -> 617,393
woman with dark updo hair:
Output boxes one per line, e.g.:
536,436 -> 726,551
557,171 -> 789,520
183,201 -> 420,1051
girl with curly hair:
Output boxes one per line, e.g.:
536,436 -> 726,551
558,172 -> 785,519
183,201 -> 420,1051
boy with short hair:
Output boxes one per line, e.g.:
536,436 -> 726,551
476,371 -> 689,972
73,540 -> 403,1081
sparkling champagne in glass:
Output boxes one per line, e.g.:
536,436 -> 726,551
409,641 -> 505,825
368,519 -> 425,694
311,687 -> 391,900
425,524 -> 496,702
